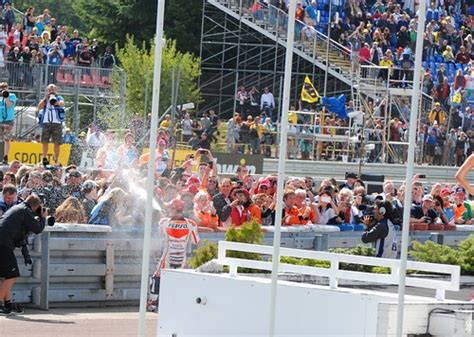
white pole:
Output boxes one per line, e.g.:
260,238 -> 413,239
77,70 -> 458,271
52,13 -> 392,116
138,0 -> 165,336
268,0 -> 296,336
396,1 -> 426,337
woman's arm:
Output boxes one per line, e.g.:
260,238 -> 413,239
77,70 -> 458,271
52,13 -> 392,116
455,154 -> 474,195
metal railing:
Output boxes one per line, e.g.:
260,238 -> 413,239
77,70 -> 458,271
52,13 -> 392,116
223,0 -> 355,78
0,60 -> 125,97
217,241 -> 460,301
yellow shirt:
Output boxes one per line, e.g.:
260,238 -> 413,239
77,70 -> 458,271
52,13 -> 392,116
288,111 -> 298,124
160,120 -> 171,129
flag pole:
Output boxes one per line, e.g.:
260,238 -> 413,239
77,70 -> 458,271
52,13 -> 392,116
396,1 -> 427,337
268,0 -> 297,336
138,0 -> 165,336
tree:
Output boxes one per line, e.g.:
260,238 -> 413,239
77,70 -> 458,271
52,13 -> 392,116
72,0 -> 157,48
72,0 -> 202,54
14,0 -> 86,32
16,0 -> 202,54
116,36 -> 201,121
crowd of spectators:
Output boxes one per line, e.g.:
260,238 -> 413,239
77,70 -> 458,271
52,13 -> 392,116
3,120 -> 472,234
236,1 -> 474,165
0,4 -> 116,87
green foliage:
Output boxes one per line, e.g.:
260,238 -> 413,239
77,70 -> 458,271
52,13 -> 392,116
410,236 -> 474,275
72,0 -> 157,47
371,266 -> 391,274
116,36 -> 201,121
188,220 -> 263,271
15,0 -> 86,32
16,0 -> 203,55
458,236 -> 474,274
71,0 -> 202,54
225,220 -> 264,271
163,0 -> 203,55
329,245 -> 377,272
410,241 -> 460,266
280,256 -> 330,269
188,240 -> 218,269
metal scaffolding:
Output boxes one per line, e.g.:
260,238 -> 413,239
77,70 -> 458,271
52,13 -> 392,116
199,0 -> 350,118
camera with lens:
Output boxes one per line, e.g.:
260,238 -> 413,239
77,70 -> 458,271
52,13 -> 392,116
35,193 -> 55,227
49,95 -> 58,105
35,206 -> 55,226
2,90 -> 9,98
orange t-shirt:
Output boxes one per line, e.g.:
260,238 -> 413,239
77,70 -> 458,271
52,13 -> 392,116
454,203 -> 466,221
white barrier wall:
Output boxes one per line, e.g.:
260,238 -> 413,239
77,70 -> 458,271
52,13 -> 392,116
158,269 -> 473,337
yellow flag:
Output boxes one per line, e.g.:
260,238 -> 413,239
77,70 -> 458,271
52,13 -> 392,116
300,75 -> 320,103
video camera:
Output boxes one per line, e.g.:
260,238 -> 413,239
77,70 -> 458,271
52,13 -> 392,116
48,94 -> 58,105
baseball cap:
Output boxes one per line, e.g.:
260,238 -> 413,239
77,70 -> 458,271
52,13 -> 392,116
440,188 -> 452,196
422,194 -> 434,202
259,179 -> 272,189
455,187 -> 466,194
69,170 -> 82,178
186,176 -> 200,186
346,172 -> 358,179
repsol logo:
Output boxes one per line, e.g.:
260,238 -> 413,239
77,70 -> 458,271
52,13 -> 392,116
14,152 -> 55,164
169,223 -> 188,229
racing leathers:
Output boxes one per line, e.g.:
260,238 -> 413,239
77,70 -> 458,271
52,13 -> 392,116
148,216 -> 199,311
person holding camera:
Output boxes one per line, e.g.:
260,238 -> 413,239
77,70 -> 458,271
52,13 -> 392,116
0,194 -> 53,315
0,82 -> 17,164
410,194 -> 447,228
361,200 -> 398,258
37,84 -> 65,167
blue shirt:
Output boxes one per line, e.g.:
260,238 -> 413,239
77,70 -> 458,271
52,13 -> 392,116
63,42 -> 75,57
0,93 -> 16,123
305,5 -> 317,21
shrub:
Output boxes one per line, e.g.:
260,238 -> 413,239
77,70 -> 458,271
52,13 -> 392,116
410,236 -> 474,276
458,236 -> 474,275
188,240 -> 218,269
410,240 -> 460,266
225,220 -> 264,273
189,220 -> 264,271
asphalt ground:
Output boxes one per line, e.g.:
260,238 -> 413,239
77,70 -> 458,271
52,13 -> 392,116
0,307 -> 158,337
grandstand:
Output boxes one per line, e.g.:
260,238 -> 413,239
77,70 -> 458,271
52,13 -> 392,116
199,0 -> 473,166
0,6 -> 127,139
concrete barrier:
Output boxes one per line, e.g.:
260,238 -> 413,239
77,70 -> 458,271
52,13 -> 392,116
10,224 -> 474,308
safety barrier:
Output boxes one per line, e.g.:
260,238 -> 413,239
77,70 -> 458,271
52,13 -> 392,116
11,224 -> 473,308
217,241 -> 461,301
0,61 -> 125,97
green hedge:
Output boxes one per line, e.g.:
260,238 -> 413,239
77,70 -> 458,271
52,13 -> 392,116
410,235 -> 474,275
189,230 -> 474,276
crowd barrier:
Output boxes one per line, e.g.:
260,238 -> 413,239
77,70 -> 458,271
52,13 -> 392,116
10,223 -> 474,308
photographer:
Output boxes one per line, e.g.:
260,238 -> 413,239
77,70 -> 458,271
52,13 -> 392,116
361,201 -> 398,258
37,84 -> 65,167
0,82 -> 16,164
0,194 -> 51,315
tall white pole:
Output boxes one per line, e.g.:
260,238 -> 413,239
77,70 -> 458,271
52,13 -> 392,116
396,1 -> 426,337
268,1 -> 297,336
138,0 -> 165,336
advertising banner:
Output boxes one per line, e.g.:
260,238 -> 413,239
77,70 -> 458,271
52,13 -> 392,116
213,153 -> 264,174
9,142 -> 71,165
